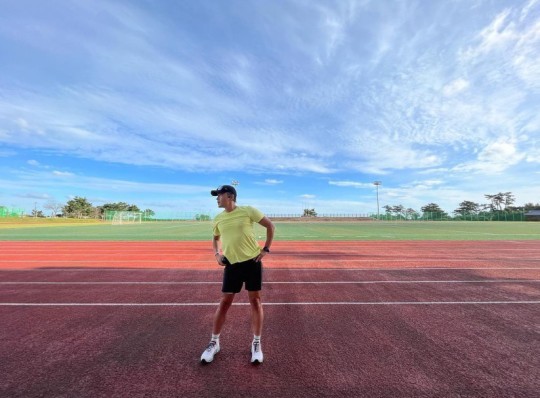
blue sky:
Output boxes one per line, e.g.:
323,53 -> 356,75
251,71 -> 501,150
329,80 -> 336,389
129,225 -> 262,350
1,0 -> 539,217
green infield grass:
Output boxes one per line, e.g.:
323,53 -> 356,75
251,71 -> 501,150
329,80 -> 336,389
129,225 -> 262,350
0,219 -> 538,241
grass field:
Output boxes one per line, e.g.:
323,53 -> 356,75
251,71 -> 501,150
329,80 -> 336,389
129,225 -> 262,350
0,219 -> 538,241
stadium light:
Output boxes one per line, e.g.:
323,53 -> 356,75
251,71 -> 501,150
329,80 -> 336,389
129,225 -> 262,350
231,180 -> 239,187
373,181 -> 382,219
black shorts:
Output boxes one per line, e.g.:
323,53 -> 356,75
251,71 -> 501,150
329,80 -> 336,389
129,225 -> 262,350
222,258 -> 263,293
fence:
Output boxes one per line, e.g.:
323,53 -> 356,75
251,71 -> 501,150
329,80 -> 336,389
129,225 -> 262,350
104,211 -> 142,224
371,211 -> 526,221
267,213 -> 373,220
103,210 -> 215,222
0,207 -> 24,217
100,211 -> 527,222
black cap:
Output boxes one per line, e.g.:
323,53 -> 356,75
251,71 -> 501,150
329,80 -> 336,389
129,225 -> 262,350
211,185 -> 237,197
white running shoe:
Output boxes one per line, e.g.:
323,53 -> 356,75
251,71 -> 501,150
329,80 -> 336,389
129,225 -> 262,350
251,340 -> 263,364
201,341 -> 220,363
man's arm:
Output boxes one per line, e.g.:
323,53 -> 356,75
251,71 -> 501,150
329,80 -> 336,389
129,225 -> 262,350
256,216 -> 275,261
212,235 -> 225,266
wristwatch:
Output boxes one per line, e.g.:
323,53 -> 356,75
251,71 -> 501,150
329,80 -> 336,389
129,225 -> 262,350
262,246 -> 270,253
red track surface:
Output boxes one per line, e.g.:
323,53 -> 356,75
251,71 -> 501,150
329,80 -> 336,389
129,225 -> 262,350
1,241 -> 539,397
2,240 -> 540,269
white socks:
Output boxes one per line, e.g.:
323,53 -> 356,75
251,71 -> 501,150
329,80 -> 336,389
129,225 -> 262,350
211,334 -> 261,344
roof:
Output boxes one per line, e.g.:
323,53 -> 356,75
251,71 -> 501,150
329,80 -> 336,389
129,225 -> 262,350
524,210 -> 540,216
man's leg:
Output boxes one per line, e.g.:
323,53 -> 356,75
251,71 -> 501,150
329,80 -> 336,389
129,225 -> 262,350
248,290 -> 264,363
248,290 -> 263,336
201,293 -> 235,363
213,293 -> 235,334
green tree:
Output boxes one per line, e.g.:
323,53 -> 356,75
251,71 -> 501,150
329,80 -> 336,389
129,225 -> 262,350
381,204 -> 408,219
484,192 -> 515,212
97,202 -> 142,217
143,209 -> 155,219
302,208 -> 317,217
390,205 -> 403,217
523,202 -> 540,211
454,200 -> 481,217
421,203 -> 448,220
31,209 -> 45,218
63,197 -> 94,218
405,208 -> 419,220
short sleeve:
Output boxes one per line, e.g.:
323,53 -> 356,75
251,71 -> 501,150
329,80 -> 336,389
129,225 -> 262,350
247,206 -> 264,223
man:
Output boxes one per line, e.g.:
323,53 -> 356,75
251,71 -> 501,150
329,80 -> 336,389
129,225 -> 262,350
200,184 -> 275,364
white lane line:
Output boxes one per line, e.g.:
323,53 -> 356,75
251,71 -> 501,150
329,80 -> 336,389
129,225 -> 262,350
1,280 -> 539,285
2,267 -> 539,272
3,258 -> 539,262
1,301 -> 539,306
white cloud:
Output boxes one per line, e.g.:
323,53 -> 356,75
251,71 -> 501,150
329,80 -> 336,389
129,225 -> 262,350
342,136 -> 443,173
0,86 -> 338,174
513,19 -> 540,87
454,138 -> 526,173
260,179 -> 283,185
52,171 -> 75,177
520,0 -> 540,21
0,169 -> 212,210
328,180 -> 373,188
17,193 -> 51,200
525,145 -> 540,163
16,118 -> 29,129
410,180 -> 444,189
478,139 -> 523,163
471,9 -> 515,56
442,78 -> 470,96
461,2 -> 540,88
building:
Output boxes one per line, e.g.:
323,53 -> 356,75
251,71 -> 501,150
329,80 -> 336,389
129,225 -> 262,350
524,210 -> 540,221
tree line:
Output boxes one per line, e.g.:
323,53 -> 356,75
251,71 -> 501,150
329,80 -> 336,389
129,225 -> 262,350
32,196 -> 155,219
381,192 -> 540,220
16,191 -> 540,220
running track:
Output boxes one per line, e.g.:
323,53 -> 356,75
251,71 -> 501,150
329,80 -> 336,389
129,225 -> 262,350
1,241 -> 539,397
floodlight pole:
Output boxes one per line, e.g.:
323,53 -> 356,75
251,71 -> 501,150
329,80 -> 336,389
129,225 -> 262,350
373,181 -> 382,219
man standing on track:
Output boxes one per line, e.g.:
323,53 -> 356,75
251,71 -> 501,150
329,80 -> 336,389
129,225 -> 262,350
201,184 -> 275,364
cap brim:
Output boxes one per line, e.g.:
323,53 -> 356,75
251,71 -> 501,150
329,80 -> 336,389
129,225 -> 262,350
210,190 -> 219,196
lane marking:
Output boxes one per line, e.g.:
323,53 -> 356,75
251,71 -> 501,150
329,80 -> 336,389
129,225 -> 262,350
1,280 -> 540,285
1,301 -> 539,306
1,267 -> 539,272
3,257 -> 539,262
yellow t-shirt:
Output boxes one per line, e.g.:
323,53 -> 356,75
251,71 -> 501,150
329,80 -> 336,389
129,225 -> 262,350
213,206 -> 265,264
